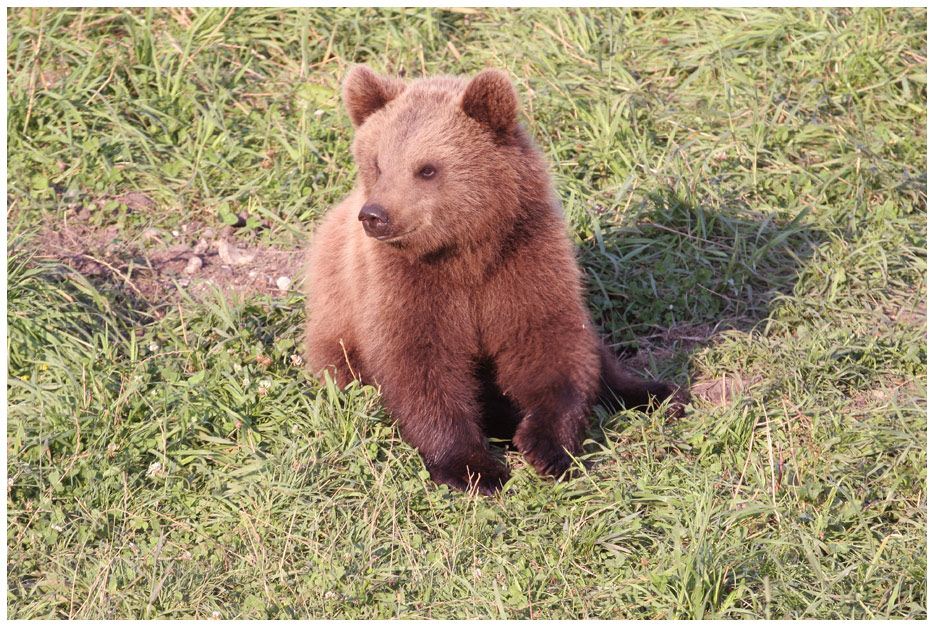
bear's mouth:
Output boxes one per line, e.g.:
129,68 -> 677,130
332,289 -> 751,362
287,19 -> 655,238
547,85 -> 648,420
373,228 -> 417,243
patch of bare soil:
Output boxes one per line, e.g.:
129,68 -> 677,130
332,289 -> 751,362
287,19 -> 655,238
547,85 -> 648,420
883,296 -> 926,330
606,321 -> 726,374
33,210 -> 304,306
690,374 -> 759,407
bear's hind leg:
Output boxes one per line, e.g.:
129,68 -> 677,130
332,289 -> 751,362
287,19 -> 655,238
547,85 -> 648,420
597,344 -> 686,416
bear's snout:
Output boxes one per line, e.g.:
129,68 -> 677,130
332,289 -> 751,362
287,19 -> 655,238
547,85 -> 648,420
358,204 -> 391,239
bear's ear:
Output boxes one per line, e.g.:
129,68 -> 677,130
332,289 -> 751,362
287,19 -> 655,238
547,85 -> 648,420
342,65 -> 406,127
461,69 -> 518,137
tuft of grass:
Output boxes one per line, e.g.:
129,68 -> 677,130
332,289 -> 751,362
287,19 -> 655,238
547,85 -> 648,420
7,7 -> 926,619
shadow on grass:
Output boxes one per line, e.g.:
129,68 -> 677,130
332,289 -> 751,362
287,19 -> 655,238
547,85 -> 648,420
577,185 -> 825,429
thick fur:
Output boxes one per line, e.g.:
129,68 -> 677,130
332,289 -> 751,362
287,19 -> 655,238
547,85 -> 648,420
305,66 -> 680,495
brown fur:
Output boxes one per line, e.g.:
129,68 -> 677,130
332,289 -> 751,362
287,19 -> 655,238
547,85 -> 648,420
305,66 -> 680,494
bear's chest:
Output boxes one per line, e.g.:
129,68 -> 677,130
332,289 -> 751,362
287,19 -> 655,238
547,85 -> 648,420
360,254 -> 485,346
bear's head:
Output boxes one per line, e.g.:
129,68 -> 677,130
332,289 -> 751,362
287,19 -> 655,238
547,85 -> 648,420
341,66 -> 543,260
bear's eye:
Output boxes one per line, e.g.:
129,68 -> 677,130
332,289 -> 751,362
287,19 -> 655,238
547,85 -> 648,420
373,160 -> 381,177
418,165 -> 437,179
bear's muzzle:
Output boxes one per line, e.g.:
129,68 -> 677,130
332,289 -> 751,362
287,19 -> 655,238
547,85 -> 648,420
358,204 -> 391,239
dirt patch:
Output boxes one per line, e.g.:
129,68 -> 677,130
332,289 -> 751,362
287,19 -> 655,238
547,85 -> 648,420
605,321 -> 726,373
848,378 -> 924,412
690,374 -> 759,407
32,212 -> 305,306
883,294 -> 926,330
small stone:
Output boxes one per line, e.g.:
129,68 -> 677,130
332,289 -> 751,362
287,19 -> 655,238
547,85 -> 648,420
184,256 -> 203,274
276,276 -> 291,291
192,238 -> 210,255
142,228 -> 162,242
120,192 -> 155,211
216,239 -> 255,265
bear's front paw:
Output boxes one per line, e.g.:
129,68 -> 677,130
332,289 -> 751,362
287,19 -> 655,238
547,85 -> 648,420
513,430 -> 575,479
427,458 -> 510,496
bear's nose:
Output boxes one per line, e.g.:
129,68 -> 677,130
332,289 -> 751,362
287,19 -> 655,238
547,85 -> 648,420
358,204 -> 390,238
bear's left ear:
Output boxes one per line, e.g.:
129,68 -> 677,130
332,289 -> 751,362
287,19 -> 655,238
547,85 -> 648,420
461,69 -> 518,138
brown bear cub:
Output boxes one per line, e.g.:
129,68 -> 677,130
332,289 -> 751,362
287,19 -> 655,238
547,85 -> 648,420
305,66 -> 680,495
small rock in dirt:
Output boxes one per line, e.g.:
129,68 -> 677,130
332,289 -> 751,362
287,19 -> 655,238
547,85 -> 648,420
216,239 -> 255,266
203,227 -> 216,239
184,256 -> 203,274
248,270 -> 258,278
119,192 -> 155,211
276,276 -> 291,291
142,228 -> 163,243
192,238 -> 210,255
79,261 -> 103,275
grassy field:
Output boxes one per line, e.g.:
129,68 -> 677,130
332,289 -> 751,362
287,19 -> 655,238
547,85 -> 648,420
6,7 -> 927,619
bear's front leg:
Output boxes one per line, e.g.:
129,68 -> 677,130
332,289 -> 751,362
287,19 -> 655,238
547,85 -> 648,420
424,444 -> 511,496
374,355 -> 510,495
511,386 -> 591,478
492,340 -> 600,479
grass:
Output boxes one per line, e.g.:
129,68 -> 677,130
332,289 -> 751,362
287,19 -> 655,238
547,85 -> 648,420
6,7 -> 927,619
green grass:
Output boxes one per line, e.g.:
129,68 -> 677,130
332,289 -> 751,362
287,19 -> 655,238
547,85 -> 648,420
7,7 -> 926,619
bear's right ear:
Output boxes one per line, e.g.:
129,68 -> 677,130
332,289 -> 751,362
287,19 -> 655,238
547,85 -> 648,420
342,65 -> 406,127
461,69 -> 518,138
